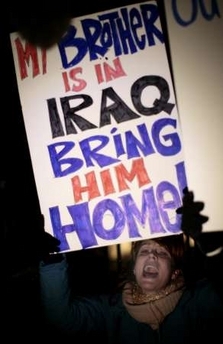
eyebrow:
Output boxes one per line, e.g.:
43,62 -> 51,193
139,244 -> 170,252
141,243 -> 165,248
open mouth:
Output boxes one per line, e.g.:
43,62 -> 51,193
143,265 -> 158,278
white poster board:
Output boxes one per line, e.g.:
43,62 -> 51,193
10,1 -> 187,252
164,0 -> 223,232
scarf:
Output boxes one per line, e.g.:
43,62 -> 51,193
122,274 -> 185,330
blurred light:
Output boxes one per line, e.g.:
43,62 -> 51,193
120,242 -> 132,259
107,244 -> 118,261
108,242 -> 132,261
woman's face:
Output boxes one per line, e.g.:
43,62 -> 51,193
133,240 -> 175,294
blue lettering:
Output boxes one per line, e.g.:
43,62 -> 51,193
156,181 -> 182,233
49,161 -> 186,250
48,118 -> 182,177
58,3 -> 164,67
58,25 -> 88,68
93,199 -> 125,239
125,123 -> 155,159
172,0 -> 221,27
80,135 -> 120,167
152,118 -> 181,156
48,141 -> 83,177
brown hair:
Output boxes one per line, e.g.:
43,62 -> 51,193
117,234 -> 186,290
132,234 -> 185,269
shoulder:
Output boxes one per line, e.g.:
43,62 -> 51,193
182,278 -> 223,309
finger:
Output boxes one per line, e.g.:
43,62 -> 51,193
199,214 -> 209,224
182,186 -> 189,195
176,201 -> 205,214
45,232 -> 61,246
182,191 -> 194,205
181,214 -> 209,231
186,201 -> 205,213
176,206 -> 183,214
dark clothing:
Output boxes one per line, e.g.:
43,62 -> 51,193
40,257 -> 223,344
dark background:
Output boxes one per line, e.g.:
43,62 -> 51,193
3,1 -> 171,341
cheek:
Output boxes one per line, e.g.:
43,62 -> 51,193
133,261 -> 138,275
134,258 -> 144,275
160,261 -> 173,277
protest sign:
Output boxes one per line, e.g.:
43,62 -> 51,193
10,1 -> 186,252
164,0 -> 223,232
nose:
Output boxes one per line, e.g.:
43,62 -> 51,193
148,250 -> 158,258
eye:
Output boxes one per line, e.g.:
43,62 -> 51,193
156,249 -> 170,258
139,248 -> 149,256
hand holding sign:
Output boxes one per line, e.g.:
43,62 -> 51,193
176,187 -> 209,240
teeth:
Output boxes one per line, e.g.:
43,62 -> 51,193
144,265 -> 158,273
